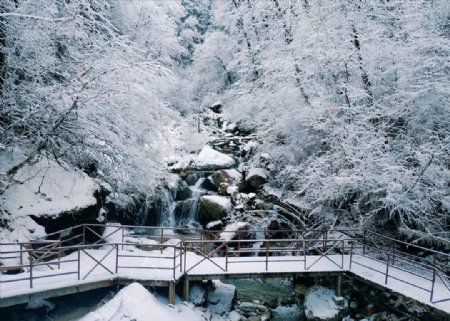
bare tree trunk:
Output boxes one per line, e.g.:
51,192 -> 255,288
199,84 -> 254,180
352,25 -> 373,105
231,0 -> 259,79
272,0 -> 310,106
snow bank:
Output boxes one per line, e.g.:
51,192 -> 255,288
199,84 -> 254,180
80,283 -> 206,321
2,157 -> 98,218
195,146 -> 235,169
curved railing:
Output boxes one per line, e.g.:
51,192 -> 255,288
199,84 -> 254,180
0,224 -> 448,306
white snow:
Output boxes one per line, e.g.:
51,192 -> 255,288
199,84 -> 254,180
202,195 -> 232,211
220,222 -> 249,241
207,220 -> 223,229
222,169 -> 242,182
246,168 -> 267,181
80,283 -> 206,321
2,156 -> 98,218
243,141 -> 258,153
195,146 -> 235,169
304,286 -> 339,320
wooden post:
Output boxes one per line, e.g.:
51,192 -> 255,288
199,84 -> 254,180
385,254 -> 390,285
363,230 -> 366,255
115,244 -> 119,274
430,268 -> 436,302
304,240 -> 307,270
121,227 -> 125,250
391,242 -> 395,264
58,240 -> 62,269
77,248 -> 81,280
29,255 -> 33,289
336,274 -> 343,297
225,243 -> 229,272
19,244 -> 23,266
183,278 -> 189,302
349,242 -> 354,270
168,282 -> 176,305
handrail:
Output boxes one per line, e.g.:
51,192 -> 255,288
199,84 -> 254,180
1,224 -> 448,305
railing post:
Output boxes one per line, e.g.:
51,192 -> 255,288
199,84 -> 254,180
265,241 -> 269,271
115,244 -> 119,274
385,254 -> 390,285
349,241 -> 354,270
77,248 -> 81,280
363,230 -> 366,255
19,244 -> 23,266
29,254 -> 33,289
173,246 -> 176,280
58,240 -> 62,269
121,227 -> 125,250
340,240 -> 344,268
430,268 -> 436,303
160,228 -> 164,254
391,242 -> 395,265
304,240 -> 307,270
82,225 -> 86,245
183,242 -> 187,273
180,243 -> 183,272
225,243 -> 229,272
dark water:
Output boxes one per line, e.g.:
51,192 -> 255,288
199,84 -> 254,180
225,278 -> 304,321
1,287 -> 118,321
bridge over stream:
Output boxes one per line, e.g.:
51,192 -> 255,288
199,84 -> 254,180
0,224 -> 449,315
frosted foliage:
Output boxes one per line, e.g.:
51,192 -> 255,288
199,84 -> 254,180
194,0 -> 450,242
0,0 -> 193,194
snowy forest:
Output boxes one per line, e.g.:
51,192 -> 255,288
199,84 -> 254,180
0,0 -> 450,321
1,0 -> 449,247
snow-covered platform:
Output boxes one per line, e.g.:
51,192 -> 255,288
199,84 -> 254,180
0,224 -> 448,315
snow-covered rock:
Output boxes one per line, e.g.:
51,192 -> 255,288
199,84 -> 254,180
80,283 -> 207,321
245,168 -> 268,188
220,222 -> 250,241
304,286 -> 342,321
195,146 -> 236,170
210,169 -> 242,188
2,157 -> 99,218
198,195 -> 232,226
1,156 -> 100,241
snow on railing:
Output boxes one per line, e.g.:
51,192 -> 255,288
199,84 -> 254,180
0,224 -> 448,305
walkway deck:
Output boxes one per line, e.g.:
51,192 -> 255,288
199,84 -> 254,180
0,224 -> 448,314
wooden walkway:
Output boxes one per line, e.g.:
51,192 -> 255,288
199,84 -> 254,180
0,224 -> 448,314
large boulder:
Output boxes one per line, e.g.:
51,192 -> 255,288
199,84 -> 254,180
210,169 -> 243,188
194,146 -> 236,170
2,156 -> 100,235
197,195 -> 232,225
175,180 -> 192,201
245,168 -> 268,189
208,169 -> 243,195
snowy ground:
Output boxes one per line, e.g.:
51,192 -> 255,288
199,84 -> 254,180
80,283 -> 209,321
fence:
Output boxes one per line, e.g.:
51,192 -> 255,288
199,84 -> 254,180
0,224 -> 448,305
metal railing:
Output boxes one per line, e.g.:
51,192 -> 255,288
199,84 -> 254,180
0,224 -> 448,305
